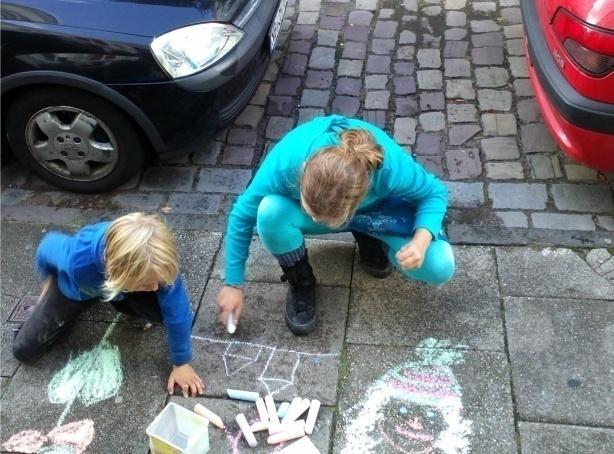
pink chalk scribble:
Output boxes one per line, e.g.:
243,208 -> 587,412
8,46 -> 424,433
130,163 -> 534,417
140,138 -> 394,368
1,430 -> 48,453
224,426 -> 242,454
1,420 -> 94,454
388,379 -> 460,399
396,425 -> 435,442
47,419 -> 94,454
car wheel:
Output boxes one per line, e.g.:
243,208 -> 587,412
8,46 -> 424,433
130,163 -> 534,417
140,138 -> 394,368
6,87 -> 146,192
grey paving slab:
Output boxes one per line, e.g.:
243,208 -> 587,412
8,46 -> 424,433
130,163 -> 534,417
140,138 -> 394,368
191,279 -> 348,405
333,344 -> 516,453
347,246 -> 504,350
505,297 -> 614,426
496,247 -> 614,299
518,422 -> 614,454
212,237 -> 355,287
0,321 -> 168,454
168,397 -> 333,453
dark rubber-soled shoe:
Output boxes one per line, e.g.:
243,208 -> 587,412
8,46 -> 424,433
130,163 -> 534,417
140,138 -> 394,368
352,231 -> 392,279
280,252 -> 317,335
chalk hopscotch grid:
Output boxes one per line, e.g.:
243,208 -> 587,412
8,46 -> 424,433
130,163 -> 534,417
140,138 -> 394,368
192,335 -> 339,395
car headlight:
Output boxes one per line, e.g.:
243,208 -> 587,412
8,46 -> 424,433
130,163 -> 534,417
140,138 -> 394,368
151,23 -> 244,79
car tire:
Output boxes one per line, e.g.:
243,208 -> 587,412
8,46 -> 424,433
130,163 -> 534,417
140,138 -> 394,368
6,87 -> 146,193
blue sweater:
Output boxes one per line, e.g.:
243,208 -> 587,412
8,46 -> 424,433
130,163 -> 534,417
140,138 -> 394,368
225,115 -> 448,285
35,222 -> 192,365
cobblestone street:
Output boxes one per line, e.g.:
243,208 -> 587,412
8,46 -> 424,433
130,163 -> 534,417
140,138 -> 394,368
2,0 -> 613,246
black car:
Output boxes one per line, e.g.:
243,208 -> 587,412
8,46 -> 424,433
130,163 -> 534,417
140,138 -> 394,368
1,0 -> 287,192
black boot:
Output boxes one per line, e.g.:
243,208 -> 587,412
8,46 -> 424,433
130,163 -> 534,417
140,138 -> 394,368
280,251 -> 317,335
352,231 -> 392,278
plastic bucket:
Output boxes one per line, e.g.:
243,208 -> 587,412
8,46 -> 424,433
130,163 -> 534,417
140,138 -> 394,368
146,402 -> 210,454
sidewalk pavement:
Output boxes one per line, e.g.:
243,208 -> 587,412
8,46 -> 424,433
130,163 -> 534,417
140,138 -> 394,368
1,221 -> 613,452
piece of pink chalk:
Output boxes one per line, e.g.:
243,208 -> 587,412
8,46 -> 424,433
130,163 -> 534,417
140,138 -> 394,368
255,397 -> 269,423
193,404 -> 225,430
267,420 -> 306,445
268,420 -> 305,435
265,394 -> 280,426
236,414 -> 257,448
304,400 -> 321,435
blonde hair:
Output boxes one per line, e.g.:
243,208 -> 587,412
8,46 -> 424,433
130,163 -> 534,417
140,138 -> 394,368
301,129 -> 383,228
102,213 -> 178,300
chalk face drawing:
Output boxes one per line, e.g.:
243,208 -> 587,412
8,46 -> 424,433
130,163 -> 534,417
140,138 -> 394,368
341,338 -> 472,454
192,335 -> 338,396
3,317 -> 123,454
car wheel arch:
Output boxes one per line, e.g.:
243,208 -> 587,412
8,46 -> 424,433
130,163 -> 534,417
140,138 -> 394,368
1,71 -> 165,156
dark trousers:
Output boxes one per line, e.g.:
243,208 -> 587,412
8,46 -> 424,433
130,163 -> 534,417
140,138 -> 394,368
12,275 -> 162,363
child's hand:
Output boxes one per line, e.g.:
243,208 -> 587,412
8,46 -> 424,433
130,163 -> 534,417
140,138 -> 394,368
167,364 -> 204,397
217,286 -> 244,330
395,229 -> 432,270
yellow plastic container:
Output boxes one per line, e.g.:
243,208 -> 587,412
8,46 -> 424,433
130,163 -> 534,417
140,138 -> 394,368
146,402 -> 210,454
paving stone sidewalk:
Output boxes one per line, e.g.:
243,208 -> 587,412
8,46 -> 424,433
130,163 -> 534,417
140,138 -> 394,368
1,222 -> 614,453
2,0 -> 613,248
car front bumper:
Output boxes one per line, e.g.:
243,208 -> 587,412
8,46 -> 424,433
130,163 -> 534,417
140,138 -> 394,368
108,0 -> 282,158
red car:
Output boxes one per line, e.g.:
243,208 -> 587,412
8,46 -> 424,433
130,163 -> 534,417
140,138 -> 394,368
522,0 -> 614,171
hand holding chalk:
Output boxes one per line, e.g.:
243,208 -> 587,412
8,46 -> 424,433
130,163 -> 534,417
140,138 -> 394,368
217,286 -> 243,332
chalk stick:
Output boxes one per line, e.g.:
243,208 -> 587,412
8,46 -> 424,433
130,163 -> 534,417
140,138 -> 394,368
255,398 -> 269,423
226,313 -> 236,334
278,436 -> 321,454
269,420 -> 305,435
267,420 -> 306,445
304,400 -> 320,435
193,404 -> 225,430
277,401 -> 290,418
265,394 -> 280,425
250,421 -> 269,433
227,389 -> 259,402
236,413 -> 258,448
283,398 -> 311,425
281,397 -> 303,424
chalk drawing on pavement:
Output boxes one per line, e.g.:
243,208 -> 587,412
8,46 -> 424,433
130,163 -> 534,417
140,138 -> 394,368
192,335 -> 338,396
3,316 -> 123,454
341,338 -> 472,454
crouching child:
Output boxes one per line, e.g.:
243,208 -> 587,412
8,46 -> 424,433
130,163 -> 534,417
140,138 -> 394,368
12,212 -> 204,397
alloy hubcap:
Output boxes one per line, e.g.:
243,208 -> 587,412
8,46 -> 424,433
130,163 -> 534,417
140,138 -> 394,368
25,106 -> 119,181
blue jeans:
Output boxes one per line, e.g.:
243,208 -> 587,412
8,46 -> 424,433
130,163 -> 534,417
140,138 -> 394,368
256,195 -> 455,286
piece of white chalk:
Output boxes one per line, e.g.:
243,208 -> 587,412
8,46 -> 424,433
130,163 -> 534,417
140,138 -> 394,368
304,400 -> 321,435
277,401 -> 291,418
269,419 -> 305,435
265,394 -> 280,425
278,436 -> 321,454
226,313 -> 236,334
227,389 -> 259,402
281,397 -> 303,424
236,413 -> 258,448
283,398 -> 311,425
193,403 -> 225,430
267,420 -> 306,445
255,397 -> 269,423
250,420 -> 269,433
